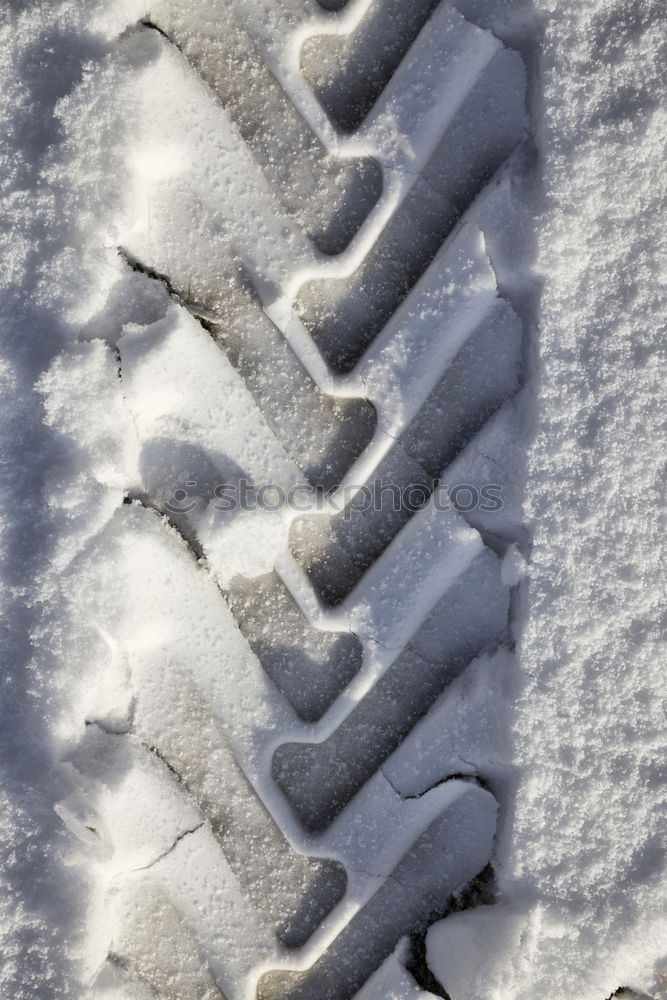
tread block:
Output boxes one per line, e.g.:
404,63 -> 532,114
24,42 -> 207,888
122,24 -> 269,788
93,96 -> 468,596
211,280 -> 376,489
273,550 -> 508,832
290,299 -> 523,604
258,786 -> 497,1000
229,571 -> 363,721
296,47 -> 526,371
146,1 -> 382,252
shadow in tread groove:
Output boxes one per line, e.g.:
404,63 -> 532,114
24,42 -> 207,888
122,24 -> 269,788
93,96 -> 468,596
316,0 -> 348,11
210,275 -> 376,490
229,571 -> 363,723
302,0 -> 441,132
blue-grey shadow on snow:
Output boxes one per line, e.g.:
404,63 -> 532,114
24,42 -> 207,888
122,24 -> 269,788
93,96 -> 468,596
0,15 -> 162,999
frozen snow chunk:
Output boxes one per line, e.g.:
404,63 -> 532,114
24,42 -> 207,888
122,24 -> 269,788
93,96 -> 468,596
355,937 -> 433,999
501,543 -> 528,586
426,902 -> 535,1000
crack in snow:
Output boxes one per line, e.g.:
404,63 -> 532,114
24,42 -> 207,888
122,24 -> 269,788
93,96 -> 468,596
127,822 -> 205,876
116,248 -> 218,331
122,492 -> 207,564
380,766 -> 484,801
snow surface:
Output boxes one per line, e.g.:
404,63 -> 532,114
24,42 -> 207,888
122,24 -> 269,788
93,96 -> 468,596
427,2 -> 667,999
0,0 -> 665,999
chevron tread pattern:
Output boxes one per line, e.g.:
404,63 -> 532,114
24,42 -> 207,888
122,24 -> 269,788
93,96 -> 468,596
88,1 -> 529,997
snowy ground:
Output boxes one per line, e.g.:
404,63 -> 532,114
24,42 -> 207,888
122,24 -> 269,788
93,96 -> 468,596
0,1 -> 665,999
428,4 -> 667,997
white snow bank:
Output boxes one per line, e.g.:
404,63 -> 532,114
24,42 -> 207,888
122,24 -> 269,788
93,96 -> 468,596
428,1 -> 667,998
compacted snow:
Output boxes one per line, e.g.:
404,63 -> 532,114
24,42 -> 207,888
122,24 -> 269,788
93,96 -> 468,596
0,0 -> 665,998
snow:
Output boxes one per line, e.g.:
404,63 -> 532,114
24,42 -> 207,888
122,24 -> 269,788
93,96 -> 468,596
426,2 -> 667,999
0,4 -> 141,997
0,0 -> 665,998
